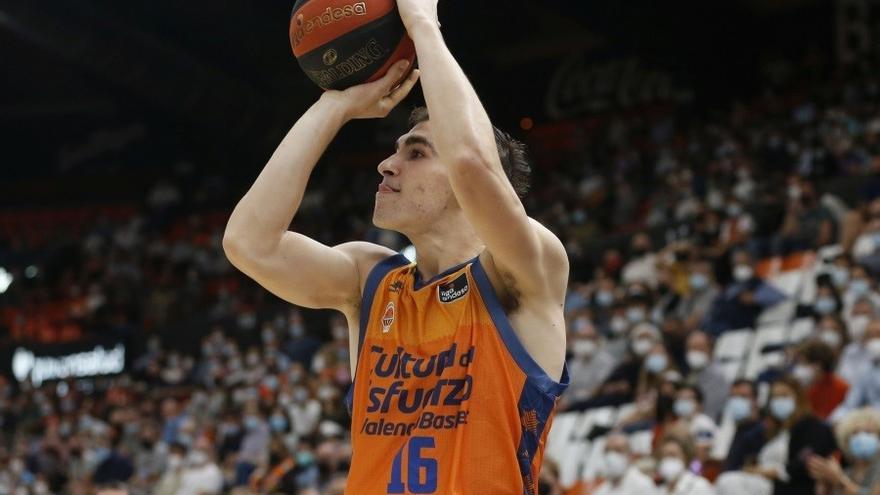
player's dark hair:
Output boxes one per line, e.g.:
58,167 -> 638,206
408,106 -> 531,198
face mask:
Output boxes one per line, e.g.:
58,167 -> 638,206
849,432 -> 880,460
596,291 -> 615,307
244,416 -> 261,430
572,339 -> 597,358
270,415 -> 288,433
726,203 -> 743,217
689,273 -> 709,291
188,450 -> 208,466
674,398 -> 697,418
814,297 -> 837,315
610,317 -> 629,336
686,351 -> 709,370
603,451 -> 629,479
645,354 -> 668,373
296,451 -> 314,466
849,315 -> 871,341
770,397 -> 796,420
867,339 -> 880,361
733,265 -> 754,282
831,268 -> 850,289
727,396 -> 752,422
792,364 -> 816,386
819,330 -> 842,349
626,307 -> 646,324
658,457 -> 685,481
632,338 -> 655,357
167,454 -> 183,470
850,279 -> 871,297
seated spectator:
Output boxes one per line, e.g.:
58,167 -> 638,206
561,317 -> 616,410
831,320 -> 880,421
716,376 -> 836,495
851,197 -> 880,274
842,266 -> 880,315
683,332 -> 730,420
617,341 -> 680,431
720,380 -> 766,473
673,259 -> 720,332
702,250 -> 786,335
594,432 -> 658,495
776,177 -> 836,254
669,384 -> 718,467
178,436 -> 222,495
654,429 -> 715,495
154,442 -> 187,495
807,407 -> 880,495
839,315 -> 880,387
623,233 -> 660,288
809,280 -> 844,318
815,314 -> 849,357
791,339 -> 849,419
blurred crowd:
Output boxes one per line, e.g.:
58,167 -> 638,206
2,54 -> 880,495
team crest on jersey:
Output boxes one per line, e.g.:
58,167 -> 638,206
388,280 -> 404,293
438,273 -> 469,303
381,301 -> 395,333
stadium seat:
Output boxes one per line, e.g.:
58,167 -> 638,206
744,324 -> 787,379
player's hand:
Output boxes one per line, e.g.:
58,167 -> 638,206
321,60 -> 419,121
397,0 -> 439,33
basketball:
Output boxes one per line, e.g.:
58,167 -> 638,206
289,0 -> 416,91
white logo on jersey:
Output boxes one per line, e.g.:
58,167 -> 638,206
381,301 -> 395,333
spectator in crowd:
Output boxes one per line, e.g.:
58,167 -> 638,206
176,436 -> 222,495
623,233 -> 660,288
702,250 -> 786,335
95,481 -> 130,495
776,177 -> 836,254
594,432 -> 657,495
154,442 -> 187,495
839,317 -> 880,388
683,332 -> 730,420
791,339 -> 849,419
831,320 -> 880,421
716,376 -> 836,495
807,407 -> 880,495
669,384 -> 718,467
842,267 -> 880,315
720,379 -> 765,473
816,314 -> 849,357
673,259 -> 721,332
810,280 -> 844,319
561,316 -> 617,410
654,429 -> 715,495
851,197 -> 880,273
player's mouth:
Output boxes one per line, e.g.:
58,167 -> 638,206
378,183 -> 400,193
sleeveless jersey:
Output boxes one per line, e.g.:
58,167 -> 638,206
345,254 -> 569,494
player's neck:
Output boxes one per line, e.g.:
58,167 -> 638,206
405,212 -> 484,280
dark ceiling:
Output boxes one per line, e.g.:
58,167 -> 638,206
0,0 -> 831,184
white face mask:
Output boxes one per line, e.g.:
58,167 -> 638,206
792,364 -> 816,386
167,454 -> 183,470
632,338 -> 654,356
603,451 -> 629,479
733,265 -> 754,282
188,450 -> 209,466
819,330 -> 842,349
849,315 -> 871,341
572,339 -> 598,358
686,351 -> 709,370
610,316 -> 629,335
658,457 -> 685,481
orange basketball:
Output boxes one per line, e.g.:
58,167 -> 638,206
290,0 -> 416,91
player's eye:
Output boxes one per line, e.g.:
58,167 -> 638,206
409,149 -> 425,159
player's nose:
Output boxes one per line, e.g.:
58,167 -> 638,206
377,156 -> 400,177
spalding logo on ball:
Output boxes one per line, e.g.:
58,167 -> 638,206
290,0 -> 416,90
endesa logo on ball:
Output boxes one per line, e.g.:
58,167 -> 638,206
291,2 -> 368,48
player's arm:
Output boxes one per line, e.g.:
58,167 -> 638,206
223,62 -> 420,311
399,3 -> 567,297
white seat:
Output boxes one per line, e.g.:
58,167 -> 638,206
769,270 -> 803,297
546,412 -> 580,464
715,329 -> 754,360
757,300 -> 796,325
581,436 -> 607,482
629,430 -> 654,456
744,324 -> 787,379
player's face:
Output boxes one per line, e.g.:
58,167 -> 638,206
373,121 -> 456,232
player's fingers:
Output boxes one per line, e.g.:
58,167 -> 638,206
387,68 -> 420,105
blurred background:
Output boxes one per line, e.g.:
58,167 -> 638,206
2,0 -> 880,493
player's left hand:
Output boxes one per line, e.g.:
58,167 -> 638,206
396,0 -> 439,33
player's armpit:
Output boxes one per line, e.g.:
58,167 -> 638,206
223,233 -> 394,312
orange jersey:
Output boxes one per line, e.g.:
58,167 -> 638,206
345,254 -> 569,494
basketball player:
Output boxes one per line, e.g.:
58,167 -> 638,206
223,1 -> 569,492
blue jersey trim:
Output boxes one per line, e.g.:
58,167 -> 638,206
516,382 -> 558,495
471,256 -> 570,397
345,253 -> 411,412
412,256 -> 479,290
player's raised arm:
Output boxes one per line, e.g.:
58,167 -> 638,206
397,1 -> 567,297
222,62 -> 420,311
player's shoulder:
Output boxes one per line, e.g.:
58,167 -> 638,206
335,241 -> 399,273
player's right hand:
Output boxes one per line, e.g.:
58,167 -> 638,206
321,60 -> 420,121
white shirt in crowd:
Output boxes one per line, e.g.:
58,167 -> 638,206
657,471 -> 715,495
594,466 -> 658,495
176,462 -> 223,495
